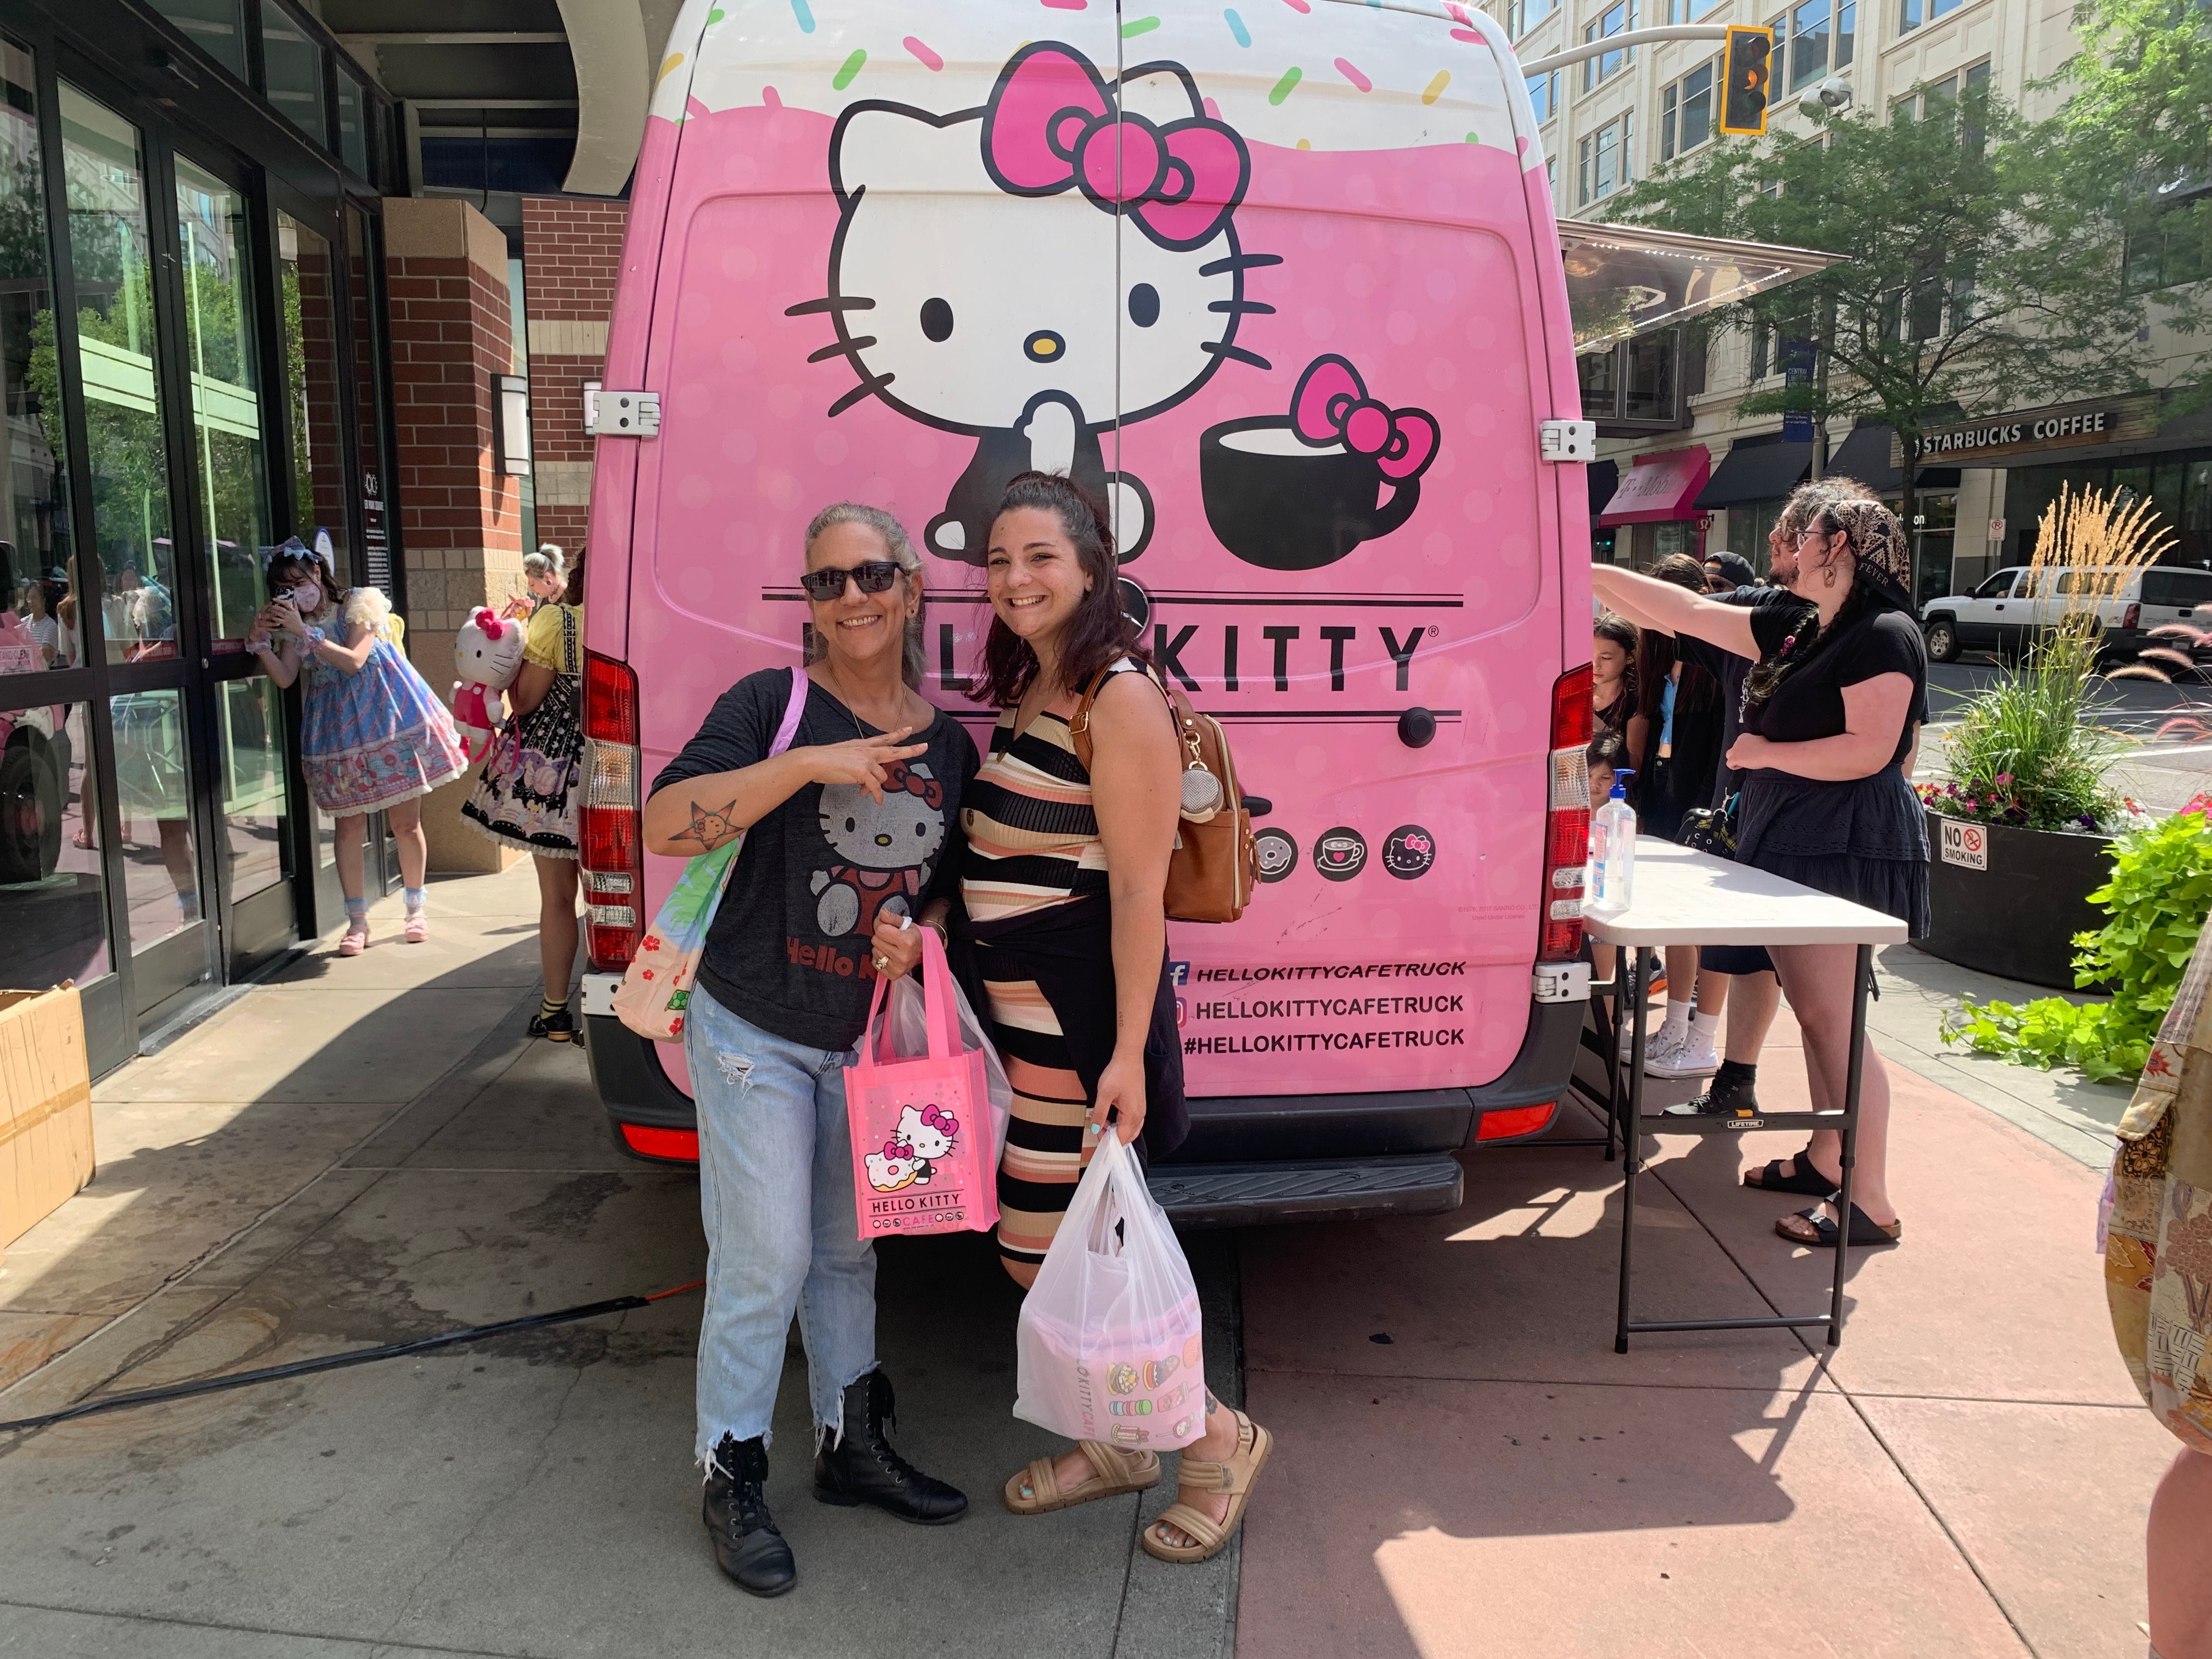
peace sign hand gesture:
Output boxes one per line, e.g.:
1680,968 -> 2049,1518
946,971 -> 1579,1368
801,727 -> 928,804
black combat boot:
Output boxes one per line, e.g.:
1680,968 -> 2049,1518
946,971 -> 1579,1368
811,1368 -> 968,1525
702,1434 -> 797,1596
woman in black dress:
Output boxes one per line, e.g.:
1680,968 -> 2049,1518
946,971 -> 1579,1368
1592,499 -> 1926,1248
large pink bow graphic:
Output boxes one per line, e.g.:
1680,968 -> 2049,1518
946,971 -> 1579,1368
1290,355 -> 1441,482
983,42 -> 1249,251
919,1105 -> 958,1139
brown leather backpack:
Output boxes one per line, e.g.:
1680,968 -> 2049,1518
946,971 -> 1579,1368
1070,665 -> 1256,924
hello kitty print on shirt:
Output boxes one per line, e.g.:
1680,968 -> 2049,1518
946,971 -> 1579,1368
789,40 -> 1275,567
809,758 -> 947,939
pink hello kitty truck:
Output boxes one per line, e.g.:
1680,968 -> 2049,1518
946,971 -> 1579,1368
576,0 -> 1600,1224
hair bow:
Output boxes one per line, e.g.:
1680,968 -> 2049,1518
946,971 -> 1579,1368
879,1138 -> 911,1164
919,1105 -> 958,1137
1289,355 -> 1441,482
470,606 -> 506,640
982,41 -> 1249,251
879,759 -> 944,809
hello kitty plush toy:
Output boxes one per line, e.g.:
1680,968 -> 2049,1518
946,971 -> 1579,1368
451,606 -> 526,763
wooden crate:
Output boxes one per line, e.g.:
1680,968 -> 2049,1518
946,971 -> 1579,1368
0,984 -> 94,1249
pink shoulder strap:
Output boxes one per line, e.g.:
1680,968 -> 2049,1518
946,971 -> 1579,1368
770,666 -> 809,754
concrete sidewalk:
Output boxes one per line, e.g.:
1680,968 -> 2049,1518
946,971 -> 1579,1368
0,865 -> 1238,1659
1231,999 -> 2170,1659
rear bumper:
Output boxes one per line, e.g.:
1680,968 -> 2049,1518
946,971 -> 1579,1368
580,988 -> 1584,1216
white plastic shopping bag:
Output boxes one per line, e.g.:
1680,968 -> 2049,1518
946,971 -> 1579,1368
1014,1132 -> 1206,1451
887,965 -> 1012,1160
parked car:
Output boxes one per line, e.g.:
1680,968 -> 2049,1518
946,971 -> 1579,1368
571,1 -> 1609,1228
1921,565 -> 2212,665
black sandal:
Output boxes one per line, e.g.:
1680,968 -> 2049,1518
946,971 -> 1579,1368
1743,1152 -> 1837,1197
1776,1204 -> 1901,1249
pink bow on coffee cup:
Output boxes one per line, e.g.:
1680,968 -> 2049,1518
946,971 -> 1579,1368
1290,355 -> 1440,482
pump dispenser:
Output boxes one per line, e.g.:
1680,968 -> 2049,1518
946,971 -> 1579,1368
1585,768 -> 1637,918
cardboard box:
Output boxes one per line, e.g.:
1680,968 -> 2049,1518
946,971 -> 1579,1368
0,984 -> 95,1249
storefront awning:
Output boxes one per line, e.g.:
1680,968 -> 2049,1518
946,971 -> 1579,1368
1598,448 -> 1712,526
1695,435 -> 1814,510
1558,221 -> 1847,352
1827,424 -> 1961,494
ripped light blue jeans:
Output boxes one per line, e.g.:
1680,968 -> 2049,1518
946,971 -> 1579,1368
685,983 -> 876,1467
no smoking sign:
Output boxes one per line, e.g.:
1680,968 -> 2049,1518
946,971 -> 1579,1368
1939,820 -> 1988,871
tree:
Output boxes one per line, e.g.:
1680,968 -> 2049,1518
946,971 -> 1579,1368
1611,88 -> 2152,600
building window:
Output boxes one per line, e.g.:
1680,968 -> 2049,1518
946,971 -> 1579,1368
1578,111 -> 1633,205
1660,62 -> 1716,161
1899,0 -> 1964,31
259,0 -> 326,146
2125,201 -> 2212,295
1583,1 -> 1637,91
1509,0 -> 1558,36
1527,70 -> 1561,123
147,1 -> 246,81
1770,0 -> 1853,94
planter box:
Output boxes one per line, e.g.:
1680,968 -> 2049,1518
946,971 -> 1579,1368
0,983 -> 94,1253
1922,810 -> 2113,991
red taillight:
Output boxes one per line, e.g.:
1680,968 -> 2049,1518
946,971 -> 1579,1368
1476,1102 -> 1559,1141
2123,602 -> 2141,630
621,1124 -> 701,1161
581,650 -> 645,968
1541,663 -> 1594,961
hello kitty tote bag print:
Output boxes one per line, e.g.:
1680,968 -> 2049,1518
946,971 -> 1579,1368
1014,1131 -> 1206,1452
611,668 -> 810,1042
844,928 -> 1000,1240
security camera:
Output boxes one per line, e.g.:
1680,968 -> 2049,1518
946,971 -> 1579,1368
1799,75 -> 1852,118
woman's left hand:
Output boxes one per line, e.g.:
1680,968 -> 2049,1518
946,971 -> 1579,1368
1726,732 -> 1773,772
1092,1052 -> 1147,1146
868,911 -> 925,980
266,597 -> 307,640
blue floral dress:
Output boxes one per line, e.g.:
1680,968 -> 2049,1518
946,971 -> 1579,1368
299,591 -> 470,815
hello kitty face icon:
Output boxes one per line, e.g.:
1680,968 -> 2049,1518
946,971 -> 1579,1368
819,761 -> 946,873
792,41 -> 1277,566
895,1103 -> 958,1163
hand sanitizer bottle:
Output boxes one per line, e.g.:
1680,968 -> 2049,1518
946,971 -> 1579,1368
1585,769 -> 1637,918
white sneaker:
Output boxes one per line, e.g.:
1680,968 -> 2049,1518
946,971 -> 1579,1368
1629,1019 -> 1684,1070
1647,1022 -> 1720,1078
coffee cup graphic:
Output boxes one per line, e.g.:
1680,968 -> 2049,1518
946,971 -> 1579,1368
1201,354 -> 1440,573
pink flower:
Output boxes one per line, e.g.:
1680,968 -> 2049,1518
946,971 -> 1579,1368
1994,773 -> 2014,787
1962,798 -> 1978,810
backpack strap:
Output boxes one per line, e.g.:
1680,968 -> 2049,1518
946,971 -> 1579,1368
1066,659 -> 1155,776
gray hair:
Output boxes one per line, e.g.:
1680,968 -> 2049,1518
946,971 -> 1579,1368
524,543 -> 566,583
803,502 -> 927,687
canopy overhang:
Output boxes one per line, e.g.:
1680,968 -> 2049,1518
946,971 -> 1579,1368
1558,220 -> 1846,352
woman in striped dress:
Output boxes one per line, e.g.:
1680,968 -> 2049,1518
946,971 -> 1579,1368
960,472 -> 1272,1565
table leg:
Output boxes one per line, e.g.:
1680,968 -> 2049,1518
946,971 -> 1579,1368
1828,943 -> 1873,1347
1602,962 -> 1622,1163
1614,947 -> 1649,1355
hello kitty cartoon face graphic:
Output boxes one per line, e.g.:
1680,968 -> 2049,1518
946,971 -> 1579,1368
794,41 -> 1275,566
810,759 -> 947,939
896,1103 -> 957,1163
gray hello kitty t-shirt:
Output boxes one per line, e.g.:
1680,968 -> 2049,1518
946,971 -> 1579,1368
652,668 -> 980,1052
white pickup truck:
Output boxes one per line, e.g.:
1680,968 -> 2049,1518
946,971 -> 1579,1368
1921,565 -> 2212,665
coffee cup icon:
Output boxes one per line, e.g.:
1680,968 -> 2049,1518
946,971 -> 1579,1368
1200,355 -> 1441,573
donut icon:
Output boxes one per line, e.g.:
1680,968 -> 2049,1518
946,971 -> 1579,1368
1108,1362 -> 1138,1396
1146,1356 -> 1180,1390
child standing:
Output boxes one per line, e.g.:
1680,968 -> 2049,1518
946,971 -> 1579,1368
248,533 -> 469,954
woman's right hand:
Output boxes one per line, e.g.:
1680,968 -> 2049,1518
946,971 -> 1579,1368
799,727 -> 927,803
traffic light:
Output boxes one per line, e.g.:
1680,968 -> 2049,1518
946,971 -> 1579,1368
1720,25 -> 1773,136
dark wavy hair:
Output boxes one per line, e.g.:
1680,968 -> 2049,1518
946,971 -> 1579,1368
1633,554 -> 1718,726
1593,612 -> 1639,729
560,544 -> 585,607
970,472 -> 1149,708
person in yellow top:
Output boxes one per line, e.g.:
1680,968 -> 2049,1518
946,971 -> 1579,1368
464,551 -> 587,1038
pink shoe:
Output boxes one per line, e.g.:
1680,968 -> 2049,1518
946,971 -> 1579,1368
338,920 -> 369,956
404,909 -> 428,944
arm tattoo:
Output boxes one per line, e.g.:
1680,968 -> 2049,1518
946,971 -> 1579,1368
674,799 -> 741,850
1204,1388 -> 1220,1415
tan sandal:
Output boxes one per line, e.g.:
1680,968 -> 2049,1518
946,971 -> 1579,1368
1141,1409 -> 1272,1564
1003,1439 -> 1160,1515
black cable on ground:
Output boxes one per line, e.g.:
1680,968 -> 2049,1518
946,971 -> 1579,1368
0,1279 -> 706,1437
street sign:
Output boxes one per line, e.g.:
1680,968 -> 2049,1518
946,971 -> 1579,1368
1938,820 -> 1988,871
1988,517 -> 2005,542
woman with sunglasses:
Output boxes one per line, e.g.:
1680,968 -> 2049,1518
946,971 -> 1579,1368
643,503 -> 980,1598
1593,498 -> 1927,1252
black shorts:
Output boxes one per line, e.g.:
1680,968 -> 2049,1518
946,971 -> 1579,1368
1699,942 -> 1774,976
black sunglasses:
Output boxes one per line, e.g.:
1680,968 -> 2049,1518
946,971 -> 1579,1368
799,560 -> 902,601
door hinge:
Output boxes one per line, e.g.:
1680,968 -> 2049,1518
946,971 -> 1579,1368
1539,419 -> 1597,462
592,391 -> 661,438
1532,961 -> 1593,1003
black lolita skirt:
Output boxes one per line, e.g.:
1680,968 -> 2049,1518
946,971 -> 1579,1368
1747,848 -> 1931,943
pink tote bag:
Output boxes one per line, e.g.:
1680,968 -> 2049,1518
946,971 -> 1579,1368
844,928 -> 1000,1240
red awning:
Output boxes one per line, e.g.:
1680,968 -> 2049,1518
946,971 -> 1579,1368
1596,448 -> 1712,526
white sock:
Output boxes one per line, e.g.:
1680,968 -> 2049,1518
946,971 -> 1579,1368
1663,1000 -> 1693,1032
1690,1010 -> 1721,1039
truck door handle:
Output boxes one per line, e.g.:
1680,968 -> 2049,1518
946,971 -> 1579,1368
1397,707 -> 1437,749
1240,795 -> 1272,817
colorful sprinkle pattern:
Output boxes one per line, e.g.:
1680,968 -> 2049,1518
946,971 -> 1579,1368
902,36 -> 944,70
1122,14 -> 1161,35
789,0 -> 814,34
1225,8 -> 1251,46
1335,57 -> 1371,92
1423,70 -> 1450,104
1268,65 -> 1302,104
832,48 -> 866,89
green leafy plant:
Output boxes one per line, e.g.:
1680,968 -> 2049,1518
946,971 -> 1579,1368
1943,808 -> 2212,1080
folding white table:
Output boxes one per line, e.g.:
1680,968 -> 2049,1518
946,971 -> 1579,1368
1582,838 -> 1910,1352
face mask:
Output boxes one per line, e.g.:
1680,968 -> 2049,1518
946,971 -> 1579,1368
285,583 -> 322,612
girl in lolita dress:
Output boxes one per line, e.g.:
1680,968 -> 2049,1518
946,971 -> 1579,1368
248,533 -> 469,953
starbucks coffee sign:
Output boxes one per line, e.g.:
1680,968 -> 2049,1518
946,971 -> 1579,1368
1893,393 -> 2162,467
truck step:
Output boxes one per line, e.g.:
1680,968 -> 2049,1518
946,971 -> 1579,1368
1149,1155 -> 1464,1229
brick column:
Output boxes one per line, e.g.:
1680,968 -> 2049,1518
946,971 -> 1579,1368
520,197 -> 628,554
382,196 -> 526,874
